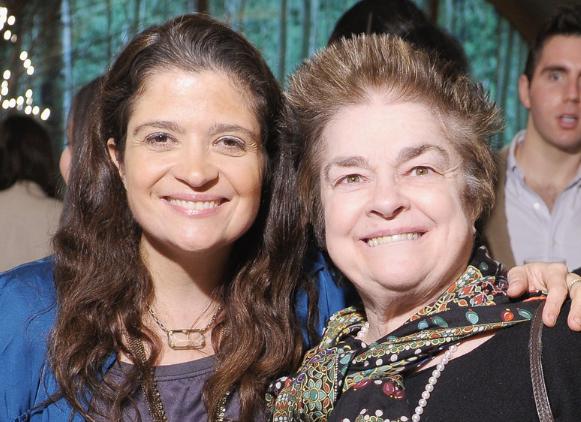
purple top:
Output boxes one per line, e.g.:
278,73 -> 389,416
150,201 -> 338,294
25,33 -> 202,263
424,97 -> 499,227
96,356 -> 242,421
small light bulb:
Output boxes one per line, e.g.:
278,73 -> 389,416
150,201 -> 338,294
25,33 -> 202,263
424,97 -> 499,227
7,16 -> 15,26
23,58 -> 31,68
2,70 -> 10,79
25,89 -> 32,97
9,98 -> 16,108
10,34 -> 16,42
24,105 -> 31,114
32,105 -> 39,115
16,96 -> 23,105
19,51 -> 27,61
1,87 -> 8,96
3,30 -> 11,40
26,66 -> 34,75
1,99 -> 8,109
40,108 -> 50,120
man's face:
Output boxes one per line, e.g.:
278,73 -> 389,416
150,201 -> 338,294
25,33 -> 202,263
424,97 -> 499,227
519,35 -> 581,152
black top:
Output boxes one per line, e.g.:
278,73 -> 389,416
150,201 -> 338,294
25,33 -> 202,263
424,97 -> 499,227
404,302 -> 581,421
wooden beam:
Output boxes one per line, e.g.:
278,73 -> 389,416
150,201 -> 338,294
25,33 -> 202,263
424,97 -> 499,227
487,0 -> 539,43
196,0 -> 208,14
427,0 -> 439,25
487,0 -> 579,44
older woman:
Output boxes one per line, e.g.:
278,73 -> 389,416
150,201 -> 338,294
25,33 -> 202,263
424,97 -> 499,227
268,35 -> 581,421
0,15 -> 302,421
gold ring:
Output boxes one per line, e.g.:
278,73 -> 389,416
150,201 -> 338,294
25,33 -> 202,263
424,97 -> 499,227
567,277 -> 581,292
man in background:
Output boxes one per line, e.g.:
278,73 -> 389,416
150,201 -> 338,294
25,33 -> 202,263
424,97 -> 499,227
484,5 -> 581,270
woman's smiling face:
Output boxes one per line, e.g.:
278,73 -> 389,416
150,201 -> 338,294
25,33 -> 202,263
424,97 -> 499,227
108,68 -> 263,257
320,94 -> 475,303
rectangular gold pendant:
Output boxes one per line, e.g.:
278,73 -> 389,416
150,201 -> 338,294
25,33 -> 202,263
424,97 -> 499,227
167,329 -> 206,350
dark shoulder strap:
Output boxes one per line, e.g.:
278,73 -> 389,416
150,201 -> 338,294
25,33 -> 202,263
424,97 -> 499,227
529,301 -> 554,422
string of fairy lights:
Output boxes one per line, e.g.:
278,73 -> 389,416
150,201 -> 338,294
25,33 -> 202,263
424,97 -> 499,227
0,6 -> 51,121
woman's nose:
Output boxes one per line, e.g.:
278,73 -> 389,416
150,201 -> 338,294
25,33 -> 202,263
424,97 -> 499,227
366,177 -> 410,220
172,145 -> 219,188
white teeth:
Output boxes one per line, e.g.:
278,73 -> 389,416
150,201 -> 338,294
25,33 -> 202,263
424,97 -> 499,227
168,199 -> 220,211
562,115 -> 577,123
366,232 -> 421,247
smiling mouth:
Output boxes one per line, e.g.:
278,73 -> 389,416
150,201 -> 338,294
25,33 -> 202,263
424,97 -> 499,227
166,198 -> 223,211
365,232 -> 424,247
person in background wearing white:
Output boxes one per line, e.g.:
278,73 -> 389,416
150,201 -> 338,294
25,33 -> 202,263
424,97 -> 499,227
0,114 -> 62,271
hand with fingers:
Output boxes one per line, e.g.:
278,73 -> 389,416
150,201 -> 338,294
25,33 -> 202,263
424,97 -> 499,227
506,262 -> 581,331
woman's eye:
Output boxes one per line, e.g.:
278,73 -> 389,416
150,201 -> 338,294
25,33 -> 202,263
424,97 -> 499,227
411,166 -> 433,176
144,133 -> 172,145
219,137 -> 245,148
338,174 -> 363,184
215,137 -> 247,155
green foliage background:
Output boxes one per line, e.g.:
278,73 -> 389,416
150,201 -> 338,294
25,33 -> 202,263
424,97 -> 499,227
0,0 -> 528,159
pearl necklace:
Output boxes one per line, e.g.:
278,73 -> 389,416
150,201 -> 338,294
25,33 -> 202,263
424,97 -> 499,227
411,343 -> 459,421
355,322 -> 459,422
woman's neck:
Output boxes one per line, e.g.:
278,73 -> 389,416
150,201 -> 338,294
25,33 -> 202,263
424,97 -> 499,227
141,236 -> 228,323
135,236 -> 230,364
362,295 -> 428,340
359,265 -> 468,342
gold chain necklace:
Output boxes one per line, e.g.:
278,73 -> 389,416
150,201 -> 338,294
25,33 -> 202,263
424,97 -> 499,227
128,337 -> 229,422
148,304 -> 221,350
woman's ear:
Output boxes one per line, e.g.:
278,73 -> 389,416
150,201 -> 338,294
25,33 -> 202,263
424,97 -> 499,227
107,138 -> 125,185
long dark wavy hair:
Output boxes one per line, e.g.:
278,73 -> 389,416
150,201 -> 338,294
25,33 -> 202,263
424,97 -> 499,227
0,113 -> 58,197
50,14 -> 303,421
67,76 -> 103,150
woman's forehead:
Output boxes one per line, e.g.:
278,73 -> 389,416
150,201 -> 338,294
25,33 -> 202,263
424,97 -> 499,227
320,100 -> 455,159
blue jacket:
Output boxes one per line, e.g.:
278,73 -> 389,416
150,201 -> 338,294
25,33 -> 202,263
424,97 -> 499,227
0,254 -> 350,421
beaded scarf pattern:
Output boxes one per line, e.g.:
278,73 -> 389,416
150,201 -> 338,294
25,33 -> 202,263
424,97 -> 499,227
267,247 -> 543,422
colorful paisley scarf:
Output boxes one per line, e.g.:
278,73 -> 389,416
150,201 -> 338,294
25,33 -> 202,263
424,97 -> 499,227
267,247 -> 544,422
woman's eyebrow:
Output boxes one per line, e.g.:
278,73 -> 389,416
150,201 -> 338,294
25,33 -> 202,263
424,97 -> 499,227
323,156 -> 371,181
396,144 -> 450,166
208,122 -> 259,140
132,120 -> 184,136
